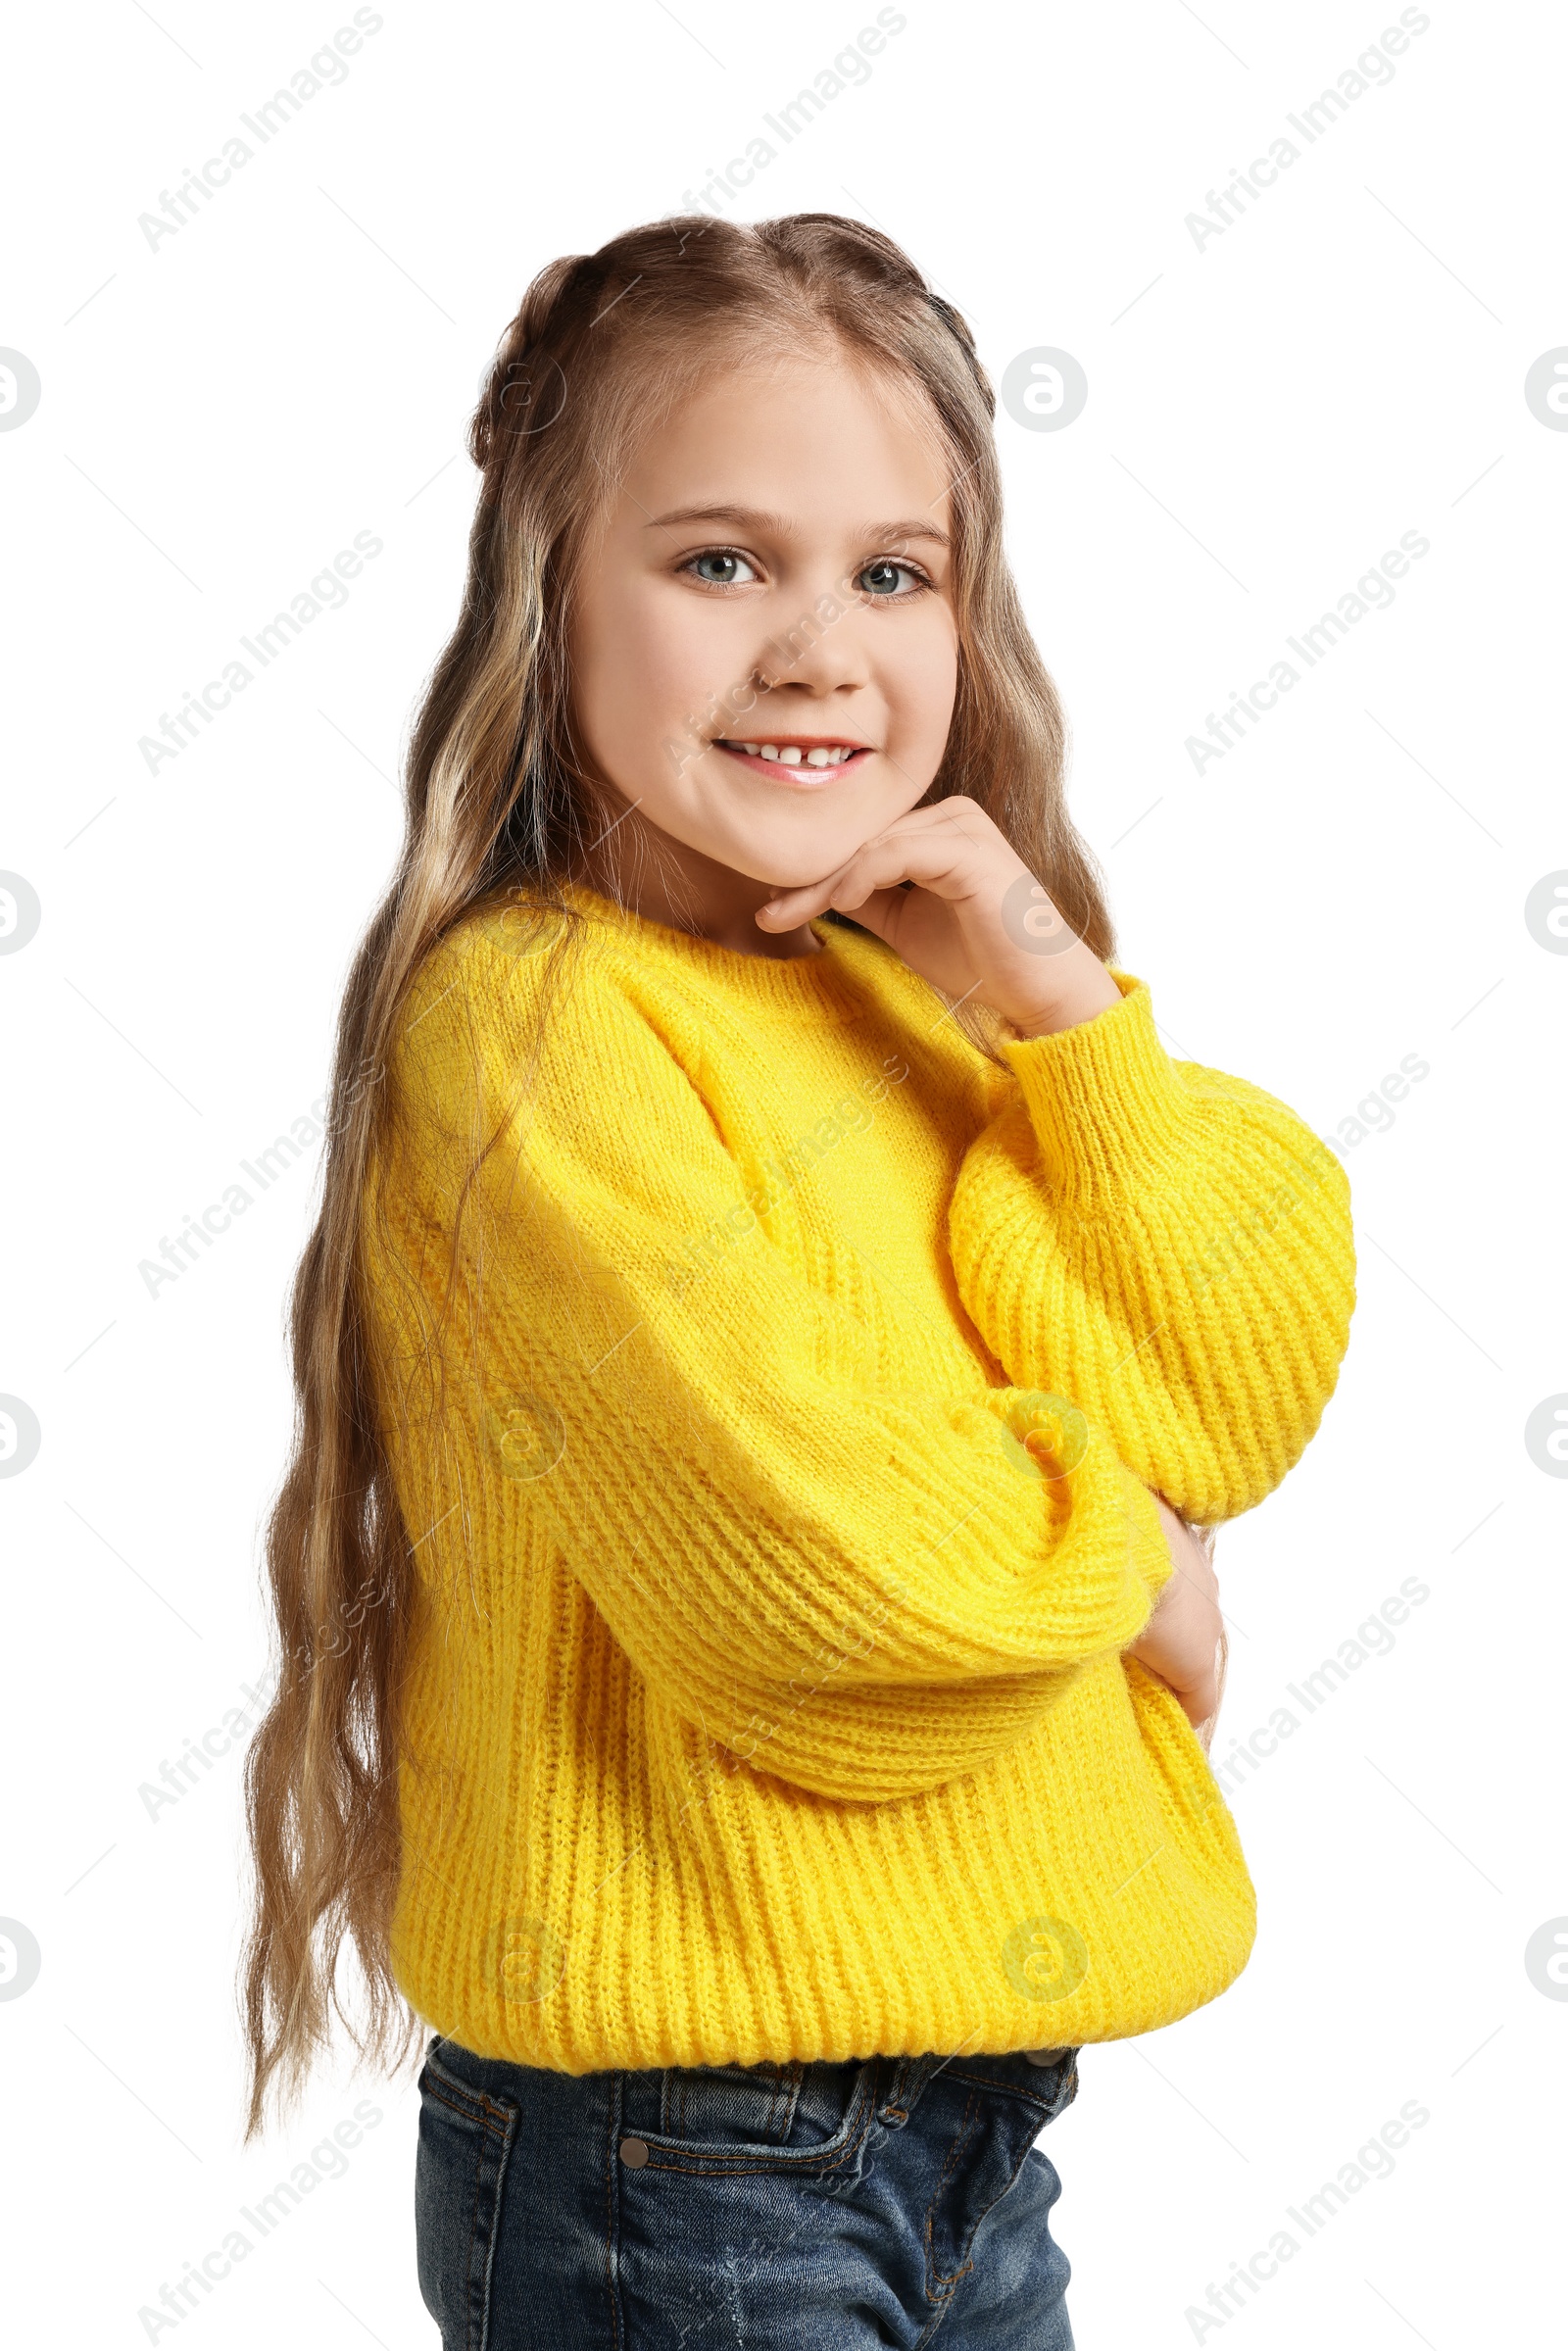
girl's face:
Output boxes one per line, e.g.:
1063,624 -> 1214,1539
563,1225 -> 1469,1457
567,345 -> 959,893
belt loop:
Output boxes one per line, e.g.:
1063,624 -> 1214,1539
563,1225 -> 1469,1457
877,2054 -> 909,2121
882,2051 -> 944,2123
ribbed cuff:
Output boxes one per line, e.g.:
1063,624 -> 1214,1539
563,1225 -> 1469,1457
998,970 -> 1206,1203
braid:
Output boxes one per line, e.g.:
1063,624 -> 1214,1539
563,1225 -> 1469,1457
924,290 -> 995,416
471,254 -> 608,469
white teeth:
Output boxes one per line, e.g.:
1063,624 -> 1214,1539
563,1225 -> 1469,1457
727,740 -> 862,766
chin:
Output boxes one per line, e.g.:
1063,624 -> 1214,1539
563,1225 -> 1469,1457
729,833 -> 873,894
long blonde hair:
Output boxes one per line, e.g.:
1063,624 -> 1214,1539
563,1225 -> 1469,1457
237,210 -> 1119,2139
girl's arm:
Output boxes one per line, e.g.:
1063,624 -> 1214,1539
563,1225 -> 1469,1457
759,795 -> 1353,1530
365,923 -> 1184,1807
949,970 -> 1355,1527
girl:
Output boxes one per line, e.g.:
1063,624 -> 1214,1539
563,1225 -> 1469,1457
240,214 -> 1354,2347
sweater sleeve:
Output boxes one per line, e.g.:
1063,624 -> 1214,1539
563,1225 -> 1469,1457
366,925 -> 1174,1805
948,969 -> 1355,1526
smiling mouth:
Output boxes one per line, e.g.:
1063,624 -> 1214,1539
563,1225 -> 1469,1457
712,736 -> 874,777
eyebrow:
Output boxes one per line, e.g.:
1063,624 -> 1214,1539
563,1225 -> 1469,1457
644,503 -> 951,549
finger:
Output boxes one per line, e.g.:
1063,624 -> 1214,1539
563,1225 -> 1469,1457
757,832 -> 948,924
757,802 -> 1017,925
812,882 -> 930,954
763,826 -> 1015,926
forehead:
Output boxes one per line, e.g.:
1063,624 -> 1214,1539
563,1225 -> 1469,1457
616,345 -> 952,539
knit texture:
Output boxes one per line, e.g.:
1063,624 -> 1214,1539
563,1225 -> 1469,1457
360,877 -> 1354,2074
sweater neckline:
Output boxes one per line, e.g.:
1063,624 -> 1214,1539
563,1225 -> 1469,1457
558,876 -> 860,1004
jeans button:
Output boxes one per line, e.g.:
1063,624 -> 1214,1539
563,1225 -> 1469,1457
619,2135 -> 650,2167
1024,2046 -> 1066,2067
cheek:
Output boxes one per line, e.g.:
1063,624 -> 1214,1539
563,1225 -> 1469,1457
888,611 -> 958,751
578,586 -> 744,759
571,595 -> 671,770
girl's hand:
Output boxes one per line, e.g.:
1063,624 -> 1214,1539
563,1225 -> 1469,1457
755,796 -> 1122,1038
1129,1495 -> 1226,1742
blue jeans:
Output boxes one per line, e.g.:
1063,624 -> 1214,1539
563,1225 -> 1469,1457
414,2032 -> 1079,2346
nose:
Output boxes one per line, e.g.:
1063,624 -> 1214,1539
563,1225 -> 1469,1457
753,594 -> 870,702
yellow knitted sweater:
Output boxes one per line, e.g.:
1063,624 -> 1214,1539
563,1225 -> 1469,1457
360,877 -> 1354,2075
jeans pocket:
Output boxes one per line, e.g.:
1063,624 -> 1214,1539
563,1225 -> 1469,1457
660,2056 -> 805,2143
619,2052 -> 880,2178
415,2042 -> 519,2350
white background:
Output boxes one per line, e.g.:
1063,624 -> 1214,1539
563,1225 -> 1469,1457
3,1 -> 1564,2343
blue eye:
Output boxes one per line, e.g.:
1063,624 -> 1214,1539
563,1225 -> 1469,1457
686,550 -> 758,586
858,559 -> 925,598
